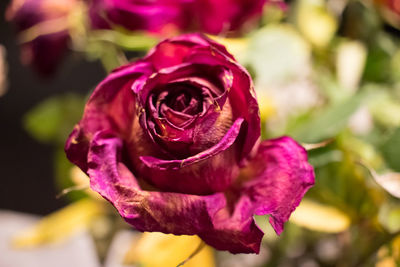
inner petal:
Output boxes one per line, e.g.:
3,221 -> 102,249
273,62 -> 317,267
143,71 -> 234,159
165,87 -> 202,115
161,104 -> 196,128
171,92 -> 190,111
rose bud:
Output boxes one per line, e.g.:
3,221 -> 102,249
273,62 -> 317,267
374,0 -> 400,29
65,33 -> 315,254
88,0 -> 281,35
6,0 -> 77,76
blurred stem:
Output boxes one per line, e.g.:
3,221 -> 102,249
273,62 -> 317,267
99,44 -> 128,73
90,30 -> 159,51
354,230 -> 400,267
176,240 -> 206,267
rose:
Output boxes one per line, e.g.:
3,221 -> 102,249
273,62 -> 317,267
65,33 -> 314,253
6,0 -> 77,75
375,0 -> 400,15
88,0 -> 192,34
88,0 -> 272,35
374,0 -> 400,28
191,0 -> 267,35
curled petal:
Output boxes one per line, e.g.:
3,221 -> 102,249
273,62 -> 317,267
134,118 -> 243,194
241,136 -> 315,234
145,33 -> 235,71
186,47 -> 260,160
87,131 -> 263,253
140,118 -> 244,170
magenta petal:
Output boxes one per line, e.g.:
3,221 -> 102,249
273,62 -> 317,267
87,131 -> 263,253
243,137 -> 315,235
65,61 -> 152,171
195,0 -> 266,34
145,33 -> 235,71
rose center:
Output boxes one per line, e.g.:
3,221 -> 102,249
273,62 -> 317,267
165,89 -> 202,115
169,92 -> 191,111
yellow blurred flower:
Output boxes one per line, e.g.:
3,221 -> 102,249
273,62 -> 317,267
297,0 -> 338,48
290,199 -> 351,233
124,232 -> 215,267
13,199 -> 105,248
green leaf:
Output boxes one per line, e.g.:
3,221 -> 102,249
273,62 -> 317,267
23,94 -> 86,144
306,137 -> 384,220
381,128 -> 400,172
379,204 -> 400,233
288,92 -> 367,143
368,89 -> 400,128
54,148 -> 87,201
363,44 -> 392,83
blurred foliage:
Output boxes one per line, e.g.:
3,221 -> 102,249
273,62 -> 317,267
381,128 -> 400,172
24,94 -> 86,145
288,92 -> 368,143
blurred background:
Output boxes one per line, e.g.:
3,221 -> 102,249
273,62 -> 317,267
1,0 -> 400,266
0,0 -> 104,214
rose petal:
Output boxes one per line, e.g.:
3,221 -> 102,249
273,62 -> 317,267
87,131 -> 263,253
186,48 -> 260,160
140,118 -> 244,170
241,136 -> 315,234
133,63 -> 229,108
127,117 -> 242,195
145,33 -> 235,70
65,61 -> 152,171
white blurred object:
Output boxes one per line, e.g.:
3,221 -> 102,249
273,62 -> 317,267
315,237 -> 341,262
246,25 -> 322,132
104,230 -> 139,267
0,210 -> 100,267
336,41 -> 367,92
359,162 -> 400,199
374,172 -> 400,199
348,105 -> 373,135
261,78 -> 321,132
0,45 -> 8,97
217,246 -> 270,267
299,259 -> 320,267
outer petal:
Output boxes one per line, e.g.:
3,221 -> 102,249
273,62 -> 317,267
241,136 -> 315,234
65,61 -> 153,171
144,33 -> 235,71
88,131 -> 263,253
